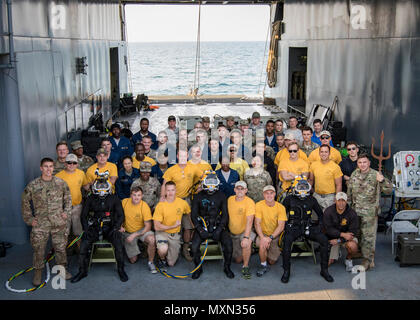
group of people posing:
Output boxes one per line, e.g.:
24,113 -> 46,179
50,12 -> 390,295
21,111 -> 392,287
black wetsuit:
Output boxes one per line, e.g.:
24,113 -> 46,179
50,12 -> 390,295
72,193 -> 127,282
190,190 -> 234,279
281,194 -> 333,282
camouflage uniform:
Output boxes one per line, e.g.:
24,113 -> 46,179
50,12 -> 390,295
265,146 -> 276,162
347,168 -> 393,268
145,149 -> 157,161
131,162 -> 161,210
53,160 -> 66,176
243,168 -> 273,203
77,154 -> 95,173
300,141 -> 320,157
21,176 -> 72,270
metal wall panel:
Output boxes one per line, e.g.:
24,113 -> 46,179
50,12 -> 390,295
0,0 -> 125,244
273,0 -> 420,164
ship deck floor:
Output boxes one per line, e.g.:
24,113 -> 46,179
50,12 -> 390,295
1,233 -> 419,300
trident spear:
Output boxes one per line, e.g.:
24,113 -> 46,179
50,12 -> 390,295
371,130 -> 391,173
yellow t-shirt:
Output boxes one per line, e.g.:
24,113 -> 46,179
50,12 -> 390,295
55,169 -> 88,206
132,156 -> 157,169
274,148 -> 309,167
278,158 -> 310,191
86,162 -> 118,184
309,160 -> 343,194
122,198 -> 152,233
162,163 -> 202,198
227,196 -> 256,235
215,158 -> 250,180
308,147 -> 342,164
255,200 -> 288,236
153,197 -> 191,233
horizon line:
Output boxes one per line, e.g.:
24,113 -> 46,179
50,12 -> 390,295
128,40 -> 266,43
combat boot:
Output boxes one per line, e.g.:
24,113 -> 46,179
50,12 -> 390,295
32,269 -> 43,287
117,265 -> 128,282
57,265 -> 72,280
281,269 -> 290,283
71,268 -> 88,283
223,264 -> 234,279
361,259 -> 370,271
182,243 -> 193,262
192,265 -> 203,280
320,269 -> 334,282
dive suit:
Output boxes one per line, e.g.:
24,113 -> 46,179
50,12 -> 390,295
71,193 -> 128,282
190,190 -> 234,279
281,194 -> 334,283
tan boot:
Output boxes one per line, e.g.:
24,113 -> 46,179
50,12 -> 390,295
361,259 -> 370,271
32,269 -> 43,287
58,265 -> 73,280
182,243 -> 193,262
369,258 -> 375,269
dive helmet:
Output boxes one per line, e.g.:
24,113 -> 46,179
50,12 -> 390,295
201,170 -> 220,193
291,175 -> 311,198
92,169 -> 111,197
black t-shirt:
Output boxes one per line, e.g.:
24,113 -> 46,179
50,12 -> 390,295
339,157 -> 358,192
323,204 -> 359,240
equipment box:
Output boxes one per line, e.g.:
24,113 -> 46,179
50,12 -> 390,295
396,233 -> 420,266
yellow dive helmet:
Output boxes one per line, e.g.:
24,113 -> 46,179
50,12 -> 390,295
92,169 -> 111,197
291,175 -> 311,198
201,170 -> 220,194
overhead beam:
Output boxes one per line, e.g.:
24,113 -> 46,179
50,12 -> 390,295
122,0 -> 273,5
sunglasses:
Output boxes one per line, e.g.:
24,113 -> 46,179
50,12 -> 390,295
288,149 -> 298,153
66,161 -> 78,165
320,136 -> 330,139
347,147 -> 357,151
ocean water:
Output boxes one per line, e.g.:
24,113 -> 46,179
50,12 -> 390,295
128,41 -> 269,96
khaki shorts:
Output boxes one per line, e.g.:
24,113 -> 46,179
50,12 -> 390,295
155,231 -> 181,266
256,234 -> 282,262
181,196 -> 193,230
329,237 -> 358,260
68,204 -> 83,236
231,231 -> 256,260
122,229 -> 155,259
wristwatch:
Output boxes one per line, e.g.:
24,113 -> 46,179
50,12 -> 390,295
243,236 -> 250,239
269,235 -> 274,240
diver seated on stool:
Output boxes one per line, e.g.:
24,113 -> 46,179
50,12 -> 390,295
71,170 -> 128,283
281,175 -> 334,283
190,170 -> 234,279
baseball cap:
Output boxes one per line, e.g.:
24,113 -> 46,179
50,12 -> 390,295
284,132 -> 295,140
263,185 -> 276,193
335,192 -> 348,201
239,119 -> 249,126
320,130 -> 331,137
252,111 -> 261,119
168,115 -> 176,121
65,154 -> 78,162
226,116 -> 234,121
139,161 -> 152,173
71,140 -> 83,150
96,148 -> 107,156
202,116 -> 210,123
235,181 -> 247,189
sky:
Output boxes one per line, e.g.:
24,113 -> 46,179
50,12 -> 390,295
125,4 -> 271,42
